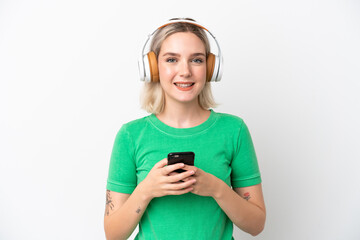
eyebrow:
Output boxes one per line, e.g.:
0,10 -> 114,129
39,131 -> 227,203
161,52 -> 206,57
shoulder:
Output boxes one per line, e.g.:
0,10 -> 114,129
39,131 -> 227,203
122,115 -> 150,128
115,115 -> 152,137
213,111 -> 246,128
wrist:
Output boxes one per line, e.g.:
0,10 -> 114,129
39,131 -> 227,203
136,181 -> 154,203
211,176 -> 227,200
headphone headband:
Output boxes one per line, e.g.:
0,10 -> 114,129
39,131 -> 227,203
138,18 -> 223,82
157,19 -> 209,32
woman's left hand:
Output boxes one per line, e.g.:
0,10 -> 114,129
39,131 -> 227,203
180,165 -> 220,197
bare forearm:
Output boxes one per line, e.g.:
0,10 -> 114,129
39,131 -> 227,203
213,180 -> 266,236
104,184 -> 151,240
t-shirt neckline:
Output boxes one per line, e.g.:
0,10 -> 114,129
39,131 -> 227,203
147,109 -> 217,136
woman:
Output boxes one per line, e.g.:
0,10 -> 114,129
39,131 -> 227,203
104,18 -> 266,240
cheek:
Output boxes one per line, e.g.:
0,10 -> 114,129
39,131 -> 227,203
194,67 -> 207,81
158,64 -> 173,79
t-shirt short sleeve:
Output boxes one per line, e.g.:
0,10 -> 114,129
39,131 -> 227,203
106,125 -> 137,194
231,121 -> 262,188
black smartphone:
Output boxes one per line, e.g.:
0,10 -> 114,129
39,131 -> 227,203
167,152 -> 195,173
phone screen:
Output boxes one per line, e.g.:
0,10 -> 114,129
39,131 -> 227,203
167,152 -> 195,173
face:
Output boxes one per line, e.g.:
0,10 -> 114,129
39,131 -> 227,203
158,32 -> 207,107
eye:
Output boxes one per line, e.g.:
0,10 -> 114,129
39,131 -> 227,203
192,58 -> 204,64
166,58 -> 177,63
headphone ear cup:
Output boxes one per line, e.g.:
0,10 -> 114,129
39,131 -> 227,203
147,51 -> 159,82
138,55 -> 145,81
206,53 -> 215,82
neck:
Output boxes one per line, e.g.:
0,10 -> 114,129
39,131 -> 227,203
156,100 -> 211,128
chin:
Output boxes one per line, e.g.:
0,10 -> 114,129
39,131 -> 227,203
177,97 -> 199,104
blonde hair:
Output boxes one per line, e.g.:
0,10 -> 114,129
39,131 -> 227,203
140,19 -> 217,114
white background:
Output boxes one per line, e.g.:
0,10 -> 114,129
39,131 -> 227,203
1,0 -> 360,239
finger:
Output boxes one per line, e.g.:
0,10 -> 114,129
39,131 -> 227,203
162,163 -> 185,175
168,172 -> 178,177
168,169 -> 195,183
182,176 -> 196,182
181,165 -> 198,173
166,187 -> 194,196
165,180 -> 196,190
167,172 -> 185,183
153,158 -> 168,169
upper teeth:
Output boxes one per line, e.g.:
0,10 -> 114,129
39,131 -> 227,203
176,83 -> 193,87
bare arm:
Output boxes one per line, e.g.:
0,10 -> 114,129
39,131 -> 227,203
104,159 -> 196,240
181,165 -> 266,236
213,182 -> 266,236
104,188 -> 151,240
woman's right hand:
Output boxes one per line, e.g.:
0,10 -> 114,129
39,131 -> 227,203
138,158 -> 196,200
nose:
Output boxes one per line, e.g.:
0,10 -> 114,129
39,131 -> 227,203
179,60 -> 191,78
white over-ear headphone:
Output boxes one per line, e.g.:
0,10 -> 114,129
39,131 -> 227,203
138,18 -> 223,83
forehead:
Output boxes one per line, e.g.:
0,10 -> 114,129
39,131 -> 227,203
160,32 -> 206,53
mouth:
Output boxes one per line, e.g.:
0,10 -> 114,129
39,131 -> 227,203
174,82 -> 195,91
174,82 -> 195,88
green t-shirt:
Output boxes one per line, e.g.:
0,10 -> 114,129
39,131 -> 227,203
107,110 -> 261,240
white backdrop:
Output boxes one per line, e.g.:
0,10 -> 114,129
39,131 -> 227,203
1,0 -> 360,239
